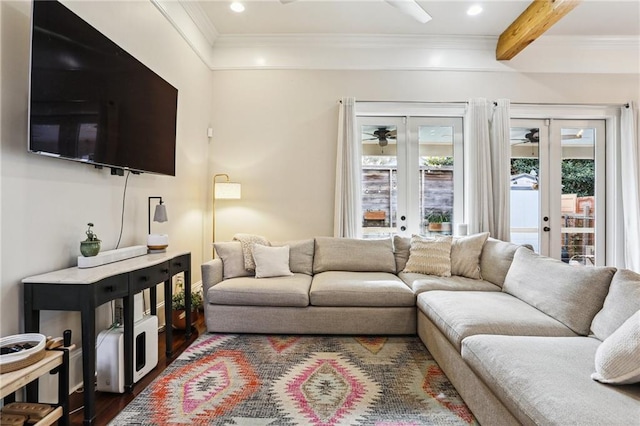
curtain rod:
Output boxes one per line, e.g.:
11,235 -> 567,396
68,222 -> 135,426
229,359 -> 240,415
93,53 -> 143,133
340,99 -> 630,108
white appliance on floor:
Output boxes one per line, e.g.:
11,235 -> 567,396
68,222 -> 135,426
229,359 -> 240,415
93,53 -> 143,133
96,315 -> 158,393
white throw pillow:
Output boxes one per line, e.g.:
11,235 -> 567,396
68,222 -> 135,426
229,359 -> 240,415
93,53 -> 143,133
403,235 -> 452,277
252,244 -> 294,278
591,310 -> 640,385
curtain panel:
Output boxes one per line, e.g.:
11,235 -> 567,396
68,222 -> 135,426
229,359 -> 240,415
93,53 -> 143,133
464,98 -> 511,240
334,97 -> 362,238
620,102 -> 640,271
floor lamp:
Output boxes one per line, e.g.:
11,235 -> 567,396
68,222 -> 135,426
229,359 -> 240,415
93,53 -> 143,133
212,174 -> 242,257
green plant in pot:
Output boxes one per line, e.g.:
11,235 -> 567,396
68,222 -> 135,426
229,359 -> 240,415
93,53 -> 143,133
80,223 -> 101,257
425,210 -> 452,233
171,277 -> 203,330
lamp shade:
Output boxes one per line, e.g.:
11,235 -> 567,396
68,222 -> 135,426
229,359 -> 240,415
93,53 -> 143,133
153,203 -> 168,222
215,182 -> 241,200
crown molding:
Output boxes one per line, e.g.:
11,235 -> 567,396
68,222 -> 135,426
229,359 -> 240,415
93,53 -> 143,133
151,0 -> 215,66
154,2 -> 640,74
214,34 -> 498,50
178,0 -> 218,46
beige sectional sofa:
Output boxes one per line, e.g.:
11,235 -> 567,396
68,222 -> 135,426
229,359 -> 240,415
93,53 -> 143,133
201,234 -> 640,425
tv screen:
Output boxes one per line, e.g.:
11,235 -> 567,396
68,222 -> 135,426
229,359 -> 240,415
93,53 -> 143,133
28,0 -> 178,176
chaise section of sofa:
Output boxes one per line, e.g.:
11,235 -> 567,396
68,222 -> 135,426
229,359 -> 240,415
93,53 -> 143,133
415,243 -> 640,425
461,335 -> 640,426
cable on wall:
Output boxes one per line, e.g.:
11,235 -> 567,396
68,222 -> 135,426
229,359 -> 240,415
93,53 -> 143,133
114,170 -> 131,249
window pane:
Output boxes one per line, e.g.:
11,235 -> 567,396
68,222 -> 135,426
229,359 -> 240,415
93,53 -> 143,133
560,127 -> 596,266
420,125 -> 454,235
362,124 -> 397,239
510,126 -> 540,252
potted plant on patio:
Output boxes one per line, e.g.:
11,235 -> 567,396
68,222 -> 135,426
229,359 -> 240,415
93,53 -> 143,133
171,277 -> 203,330
425,210 -> 452,234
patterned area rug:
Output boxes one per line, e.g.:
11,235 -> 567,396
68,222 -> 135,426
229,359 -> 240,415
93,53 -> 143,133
109,334 -> 477,426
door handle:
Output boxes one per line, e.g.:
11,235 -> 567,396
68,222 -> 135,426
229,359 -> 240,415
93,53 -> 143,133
543,226 -> 550,232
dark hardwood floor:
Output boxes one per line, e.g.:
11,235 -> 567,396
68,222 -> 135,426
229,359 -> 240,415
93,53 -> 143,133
69,315 -> 207,426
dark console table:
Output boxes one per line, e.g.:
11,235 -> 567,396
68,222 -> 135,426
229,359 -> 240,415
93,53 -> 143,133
22,251 -> 191,425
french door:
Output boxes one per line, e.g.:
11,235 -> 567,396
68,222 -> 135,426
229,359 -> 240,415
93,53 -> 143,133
510,118 -> 606,265
359,116 -> 463,238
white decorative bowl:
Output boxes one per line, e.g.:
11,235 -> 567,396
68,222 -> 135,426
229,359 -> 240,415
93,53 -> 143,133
0,333 -> 46,366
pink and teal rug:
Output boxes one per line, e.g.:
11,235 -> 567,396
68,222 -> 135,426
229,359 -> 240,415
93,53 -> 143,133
109,334 -> 476,425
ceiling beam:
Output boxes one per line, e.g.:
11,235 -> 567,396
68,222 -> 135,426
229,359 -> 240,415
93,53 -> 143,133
497,0 -> 581,61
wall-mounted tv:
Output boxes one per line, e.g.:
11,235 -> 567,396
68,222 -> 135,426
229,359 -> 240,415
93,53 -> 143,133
28,0 -> 178,176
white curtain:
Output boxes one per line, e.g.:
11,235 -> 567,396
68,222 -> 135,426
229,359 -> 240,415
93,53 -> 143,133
334,97 -> 362,238
465,98 -> 511,239
489,99 -> 511,240
620,102 -> 640,271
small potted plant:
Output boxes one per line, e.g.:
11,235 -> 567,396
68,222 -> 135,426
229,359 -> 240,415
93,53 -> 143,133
171,277 -> 203,330
425,210 -> 452,233
80,223 -> 101,257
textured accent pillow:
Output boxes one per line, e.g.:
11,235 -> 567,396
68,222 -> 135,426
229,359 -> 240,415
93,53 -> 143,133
503,247 -> 616,336
213,242 -> 253,279
451,232 -> 489,279
591,269 -> 640,341
592,310 -> 640,385
252,244 -> 294,279
403,235 -> 452,277
232,233 -> 270,271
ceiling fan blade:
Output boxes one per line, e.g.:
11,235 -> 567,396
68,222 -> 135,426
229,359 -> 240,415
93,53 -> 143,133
385,0 -> 432,24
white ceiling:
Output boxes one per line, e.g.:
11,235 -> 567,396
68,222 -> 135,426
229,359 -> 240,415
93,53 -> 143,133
154,0 -> 640,72
196,0 -> 639,37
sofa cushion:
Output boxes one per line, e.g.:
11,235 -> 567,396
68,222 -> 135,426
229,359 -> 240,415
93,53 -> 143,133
252,244 -> 293,278
403,235 -> 452,277
450,232 -> 489,279
213,241 -> 253,279
592,310 -> 640,385
207,273 -> 311,307
461,335 -> 640,426
502,247 -> 615,336
418,291 -> 577,351
313,237 -> 396,273
310,271 -> 414,307
591,269 -> 640,340
478,238 -> 520,287
271,239 -> 315,276
393,235 -> 411,273
399,272 -> 500,295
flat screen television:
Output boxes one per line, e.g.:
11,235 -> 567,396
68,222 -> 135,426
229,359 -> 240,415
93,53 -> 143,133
28,0 -> 178,176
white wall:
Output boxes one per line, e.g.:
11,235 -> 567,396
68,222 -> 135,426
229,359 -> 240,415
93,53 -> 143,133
0,0 -> 212,347
209,69 -> 639,243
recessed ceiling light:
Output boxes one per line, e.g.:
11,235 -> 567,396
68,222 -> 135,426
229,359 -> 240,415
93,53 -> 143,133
467,5 -> 483,16
230,2 -> 245,13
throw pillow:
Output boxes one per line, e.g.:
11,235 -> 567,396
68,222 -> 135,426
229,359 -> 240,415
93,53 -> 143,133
450,232 -> 489,279
403,235 -> 452,277
590,269 -> 640,341
591,310 -> 640,385
252,244 -> 294,279
213,242 -> 253,279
